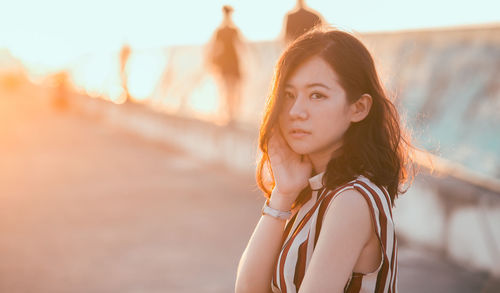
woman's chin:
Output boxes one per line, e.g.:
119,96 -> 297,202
288,145 -> 311,156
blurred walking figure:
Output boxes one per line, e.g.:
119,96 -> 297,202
208,5 -> 243,125
283,0 -> 324,44
119,44 -> 131,101
51,71 -> 69,111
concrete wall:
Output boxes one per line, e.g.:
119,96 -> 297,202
395,174 -> 500,276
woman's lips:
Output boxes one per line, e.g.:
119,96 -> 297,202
289,129 -> 311,139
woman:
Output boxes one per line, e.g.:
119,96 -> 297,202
235,29 -> 413,293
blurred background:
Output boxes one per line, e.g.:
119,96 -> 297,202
1,0 -> 499,292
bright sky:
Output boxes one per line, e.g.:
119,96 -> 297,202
1,0 -> 499,70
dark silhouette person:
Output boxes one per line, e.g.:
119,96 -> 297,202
119,44 -> 131,101
283,0 -> 324,44
208,5 -> 243,125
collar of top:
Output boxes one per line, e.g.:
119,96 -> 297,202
308,172 -> 325,191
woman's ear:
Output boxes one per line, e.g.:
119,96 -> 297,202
350,94 -> 372,123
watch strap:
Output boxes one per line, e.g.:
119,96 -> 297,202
261,200 -> 292,220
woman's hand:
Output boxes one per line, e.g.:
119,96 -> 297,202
268,129 -> 312,205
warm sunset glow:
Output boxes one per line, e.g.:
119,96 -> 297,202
2,0 -> 498,71
1,2 -> 499,291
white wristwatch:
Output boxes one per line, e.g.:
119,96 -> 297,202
261,200 -> 292,220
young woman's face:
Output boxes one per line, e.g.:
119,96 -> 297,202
279,56 -> 354,161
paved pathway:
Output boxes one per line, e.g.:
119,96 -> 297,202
0,86 -> 497,292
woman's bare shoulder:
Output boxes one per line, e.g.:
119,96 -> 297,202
322,188 -> 373,239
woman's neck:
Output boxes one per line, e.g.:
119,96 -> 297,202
309,153 -> 330,174
309,145 -> 343,175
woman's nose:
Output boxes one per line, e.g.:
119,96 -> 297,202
289,95 -> 308,120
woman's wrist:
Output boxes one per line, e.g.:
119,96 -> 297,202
268,189 -> 296,211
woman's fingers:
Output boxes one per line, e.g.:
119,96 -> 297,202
269,129 -> 308,179
268,130 -> 285,159
269,128 -> 295,158
268,133 -> 282,163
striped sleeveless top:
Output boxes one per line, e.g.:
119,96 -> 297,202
271,173 -> 398,293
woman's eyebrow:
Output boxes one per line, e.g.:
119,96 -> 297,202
284,83 -> 331,89
306,83 -> 330,89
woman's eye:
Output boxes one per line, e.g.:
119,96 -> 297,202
284,92 -> 295,99
311,92 -> 325,100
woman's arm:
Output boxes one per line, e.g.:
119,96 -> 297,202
298,189 -> 375,293
235,193 -> 294,293
236,131 -> 312,293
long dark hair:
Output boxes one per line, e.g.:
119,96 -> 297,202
257,28 -> 414,207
